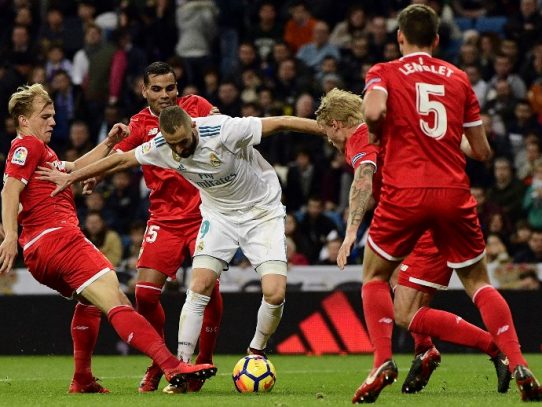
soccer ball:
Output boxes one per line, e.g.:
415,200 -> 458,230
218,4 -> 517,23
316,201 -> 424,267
232,355 -> 276,393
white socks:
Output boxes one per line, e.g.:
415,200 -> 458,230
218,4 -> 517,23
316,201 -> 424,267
177,290 -> 210,362
249,298 -> 284,351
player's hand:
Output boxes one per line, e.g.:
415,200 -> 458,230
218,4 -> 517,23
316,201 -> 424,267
0,236 -> 17,274
209,106 -> 220,115
106,123 -> 130,146
337,232 -> 356,270
81,177 -> 98,195
36,164 -> 74,196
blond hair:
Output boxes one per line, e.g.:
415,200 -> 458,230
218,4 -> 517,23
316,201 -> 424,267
8,84 -> 52,129
315,88 -> 364,127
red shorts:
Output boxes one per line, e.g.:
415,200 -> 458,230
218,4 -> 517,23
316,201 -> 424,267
23,227 -> 113,298
137,217 -> 201,278
397,231 -> 452,294
369,187 -> 485,267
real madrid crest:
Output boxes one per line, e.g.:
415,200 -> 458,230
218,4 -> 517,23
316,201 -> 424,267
172,150 -> 181,162
210,152 -> 221,167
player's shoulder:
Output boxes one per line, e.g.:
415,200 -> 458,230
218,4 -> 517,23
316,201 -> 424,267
11,135 -> 45,151
195,114 -> 230,127
348,123 -> 370,147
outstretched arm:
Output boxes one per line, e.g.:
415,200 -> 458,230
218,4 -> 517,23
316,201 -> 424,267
260,116 -> 325,137
38,150 -> 139,196
0,178 -> 25,274
337,163 -> 375,269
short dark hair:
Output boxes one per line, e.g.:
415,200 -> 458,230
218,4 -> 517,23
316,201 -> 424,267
397,4 -> 439,47
143,62 -> 176,86
159,105 -> 191,135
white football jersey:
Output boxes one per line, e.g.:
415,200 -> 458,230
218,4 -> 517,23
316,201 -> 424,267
134,114 -> 282,215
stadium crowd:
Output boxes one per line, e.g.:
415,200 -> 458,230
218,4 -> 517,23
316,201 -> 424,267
0,0 -> 541,289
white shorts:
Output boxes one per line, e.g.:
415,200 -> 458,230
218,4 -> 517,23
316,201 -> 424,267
194,205 -> 287,268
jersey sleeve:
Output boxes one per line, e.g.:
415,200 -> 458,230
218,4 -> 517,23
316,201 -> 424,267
179,95 -> 213,117
220,116 -> 263,153
116,117 -> 146,152
364,63 -> 388,95
346,125 -> 379,172
134,134 -> 170,169
463,78 -> 482,128
4,138 -> 44,185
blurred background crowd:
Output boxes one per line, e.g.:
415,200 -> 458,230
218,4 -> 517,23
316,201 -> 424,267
0,0 -> 541,291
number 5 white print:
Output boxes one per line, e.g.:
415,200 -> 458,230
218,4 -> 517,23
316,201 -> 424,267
145,225 -> 160,243
416,82 -> 447,140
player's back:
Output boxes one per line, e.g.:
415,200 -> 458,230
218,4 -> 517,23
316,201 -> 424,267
367,53 -> 480,190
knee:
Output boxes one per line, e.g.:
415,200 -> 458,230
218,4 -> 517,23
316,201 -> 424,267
190,277 -> 215,296
263,289 -> 285,306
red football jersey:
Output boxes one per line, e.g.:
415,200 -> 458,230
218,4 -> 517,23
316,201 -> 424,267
364,52 -> 481,189
344,123 -> 382,201
115,95 -> 213,222
4,135 -> 78,246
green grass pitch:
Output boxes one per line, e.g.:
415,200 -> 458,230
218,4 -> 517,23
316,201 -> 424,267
0,354 -> 540,406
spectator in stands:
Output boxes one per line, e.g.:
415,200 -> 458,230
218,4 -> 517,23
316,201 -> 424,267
500,38 -> 522,72
504,0 -> 542,55
329,5 -> 368,50
285,237 -> 309,266
485,79 -> 518,130
523,161 -> 542,229
49,70 -> 85,152
105,170 -> 142,235
488,54 -> 527,100
272,58 -> 309,108
96,104 -> 123,144
67,121 -> 93,159
108,29 -> 147,106
520,41 -> 542,88
471,184 -> 507,237
296,21 -> 340,74
283,1 -> 317,54
367,16 -> 390,61
487,157 -> 527,223
45,44 -> 73,82
382,40 -> 400,61
29,65 -> 47,87
78,191 -> 115,228
516,137 -> 542,182
486,233 -> 511,267
231,41 -> 262,81
175,0 -> 218,89
513,229 -> 542,263
38,7 -> 84,59
1,24 -> 36,67
246,2 -> 283,62
72,23 -> 115,139
285,149 -> 322,212
465,64 -> 489,109
478,32 -> 500,79
83,210 -> 123,267
318,237 -> 343,266
509,219 -> 533,254
340,35 -> 373,88
216,81 -> 242,117
297,196 -> 339,264
285,213 -> 312,260
508,100 -> 541,140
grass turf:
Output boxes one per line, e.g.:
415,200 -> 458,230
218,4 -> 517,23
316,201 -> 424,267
0,354 -> 540,406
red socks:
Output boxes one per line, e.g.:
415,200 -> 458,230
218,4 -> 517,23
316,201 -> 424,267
362,280 -> 394,368
196,280 -> 223,364
409,306 -> 499,357
473,285 -> 527,370
107,305 -> 178,371
410,332 -> 434,356
71,303 -> 102,384
135,282 -> 165,336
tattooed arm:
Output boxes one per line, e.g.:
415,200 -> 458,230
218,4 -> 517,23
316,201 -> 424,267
337,163 -> 375,269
